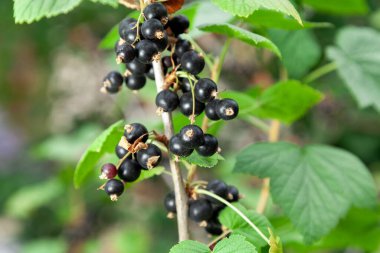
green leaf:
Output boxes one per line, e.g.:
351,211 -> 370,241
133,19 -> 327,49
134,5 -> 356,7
327,26 -> 380,112
22,239 -> 67,253
211,0 -> 302,24
269,30 -> 322,79
219,203 -> 272,248
99,25 -> 119,49
269,229 -> 283,253
199,24 -> 281,57
303,0 -> 368,15
74,120 -> 124,188
213,235 -> 257,253
169,240 -> 210,253
14,0 -> 82,24
90,0 -> 118,7
125,167 -> 165,189
182,152 -> 224,168
234,142 -> 377,243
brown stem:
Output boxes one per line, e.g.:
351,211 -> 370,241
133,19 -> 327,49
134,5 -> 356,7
152,60 -> 190,241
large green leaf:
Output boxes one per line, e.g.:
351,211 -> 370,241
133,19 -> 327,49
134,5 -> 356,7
219,203 -> 271,248
90,0 -> 118,7
213,235 -> 257,253
327,27 -> 380,112
234,142 -> 377,243
211,0 -> 302,24
269,30 -> 322,79
303,0 -> 368,15
199,24 -> 281,57
74,120 -> 124,188
169,240 -> 210,253
14,0 -> 82,24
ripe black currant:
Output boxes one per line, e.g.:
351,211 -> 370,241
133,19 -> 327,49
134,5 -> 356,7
205,99 -> 221,121
100,163 -> 117,179
179,92 -> 205,117
206,180 -> 228,203
181,50 -> 205,75
152,33 -> 169,52
196,134 -> 218,157
126,59 -> 148,75
136,40 -> 159,64
141,19 -> 165,40
118,18 -> 137,41
104,179 -> 124,201
102,71 -> 123,94
115,39 -> 136,64
175,39 -> 192,58
145,64 -> 155,80
125,74 -> 146,90
164,192 -> 177,213
168,15 -> 190,37
205,218 -> 223,236
169,134 -> 194,157
124,123 -> 149,144
216,98 -> 239,120
115,145 -> 130,159
136,144 -> 162,169
156,89 -> 179,112
194,78 -> 218,103
188,199 -> 213,222
118,159 -> 142,182
179,77 -> 197,93
119,21 -> 139,45
227,185 -> 239,202
179,125 -> 205,149
162,56 -> 173,69
143,2 -> 168,25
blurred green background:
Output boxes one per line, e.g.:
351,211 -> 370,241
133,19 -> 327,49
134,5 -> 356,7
1,0 -> 380,252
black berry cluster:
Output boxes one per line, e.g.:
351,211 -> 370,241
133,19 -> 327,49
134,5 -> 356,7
164,180 -> 240,236
99,123 -> 162,201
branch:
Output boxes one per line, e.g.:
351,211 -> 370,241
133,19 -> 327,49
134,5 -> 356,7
152,60 -> 190,241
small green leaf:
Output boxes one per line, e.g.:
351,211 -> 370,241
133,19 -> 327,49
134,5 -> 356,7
14,0 -> 82,24
303,0 -> 368,15
234,142 -> 377,243
219,203 -> 272,248
182,152 -> 224,168
74,120 -> 124,188
169,240 -> 210,253
90,0 -> 118,7
213,235 -> 257,253
199,23 -> 281,57
269,229 -> 283,253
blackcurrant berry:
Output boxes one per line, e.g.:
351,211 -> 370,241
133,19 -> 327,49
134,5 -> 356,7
181,50 -> 205,75
145,64 -> 155,80
205,218 -> 223,236
126,59 -> 148,75
179,125 -> 205,149
115,39 -> 136,64
104,179 -> 124,201
143,2 -> 168,25
102,71 -> 123,94
205,99 -> 221,121
136,40 -> 159,64
100,163 -> 117,179
124,123 -> 149,144
136,144 -> 162,169
164,192 -> 176,213
206,180 -> 228,203
194,78 -> 218,103
119,21 -> 139,44
118,159 -> 142,182
216,98 -> 239,120
179,77 -> 197,93
152,33 -> 169,52
196,134 -> 218,157
174,39 -> 192,58
169,134 -> 194,157
179,92 -> 205,117
188,199 -> 213,222
168,15 -> 190,37
162,56 -> 173,69
118,18 -> 137,41
227,185 -> 239,202
141,19 -> 165,40
125,74 -> 146,90
156,89 -> 179,112
115,145 -> 130,159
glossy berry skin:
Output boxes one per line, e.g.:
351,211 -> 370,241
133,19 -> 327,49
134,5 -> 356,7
179,92 -> 205,117
118,18 -> 137,41
115,145 -> 128,158
156,89 -> 179,112
164,192 -> 176,213
196,134 -> 218,157
169,134 -> 193,157
206,180 -> 228,203
120,21 -> 139,45
152,33 -> 168,52
115,39 -> 136,64
216,98 -> 239,120
162,56 -> 173,69
141,19 -> 165,40
227,185 -> 239,202
188,199 -> 213,222
205,219 -> 223,236
136,40 -> 159,64
179,125 -> 205,149
179,77 -> 197,93
181,50 -> 205,75
103,71 -> 123,93
205,99 -> 221,121
136,144 -> 162,169
145,64 -> 155,80
168,15 -> 190,37
175,39 -> 192,58
125,74 -> 146,90
118,159 -> 142,182
143,2 -> 168,24
194,78 -> 218,103
100,163 -> 117,179
126,59 -> 148,75
104,179 -> 124,199
124,123 -> 149,144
